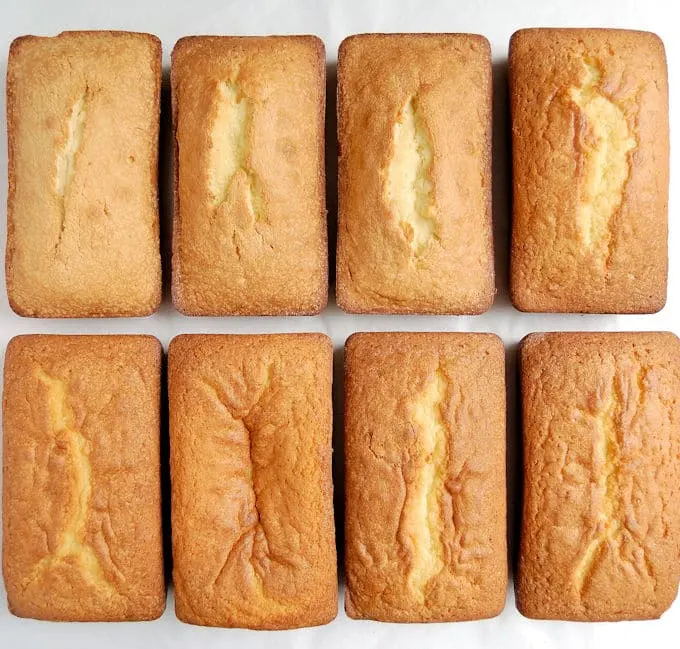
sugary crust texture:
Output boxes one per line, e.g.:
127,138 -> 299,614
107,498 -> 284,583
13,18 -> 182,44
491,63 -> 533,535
344,332 -> 507,621
509,29 -> 669,313
2,335 -> 165,621
168,334 -> 337,628
6,31 -> 162,317
336,34 -> 494,314
171,36 -> 328,315
517,332 -> 680,620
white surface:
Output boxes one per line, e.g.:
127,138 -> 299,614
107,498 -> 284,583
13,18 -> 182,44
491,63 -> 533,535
0,0 -> 679,646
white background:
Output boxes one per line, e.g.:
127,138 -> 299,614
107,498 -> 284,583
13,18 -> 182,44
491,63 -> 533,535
1,0 -> 679,646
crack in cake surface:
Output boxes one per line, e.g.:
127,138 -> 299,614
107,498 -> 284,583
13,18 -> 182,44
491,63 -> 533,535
54,91 -> 87,254
572,365 -> 653,595
208,80 -> 266,224
384,94 -> 437,258
202,364 -> 292,612
23,369 -> 114,594
399,365 -> 448,598
569,57 -> 637,263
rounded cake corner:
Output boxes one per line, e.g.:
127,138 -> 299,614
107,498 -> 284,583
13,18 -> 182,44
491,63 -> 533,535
167,334 -> 199,368
468,32 -> 492,54
8,34 -> 38,57
142,31 -> 162,49
343,591 -> 361,620
151,596 -> 168,621
513,584 -> 547,621
167,333 -> 193,356
140,333 -> 164,356
138,594 -> 167,622
509,28 -> 532,51
306,286 -> 329,316
170,285 -> 197,317
301,33 -> 326,57
4,332 -> 32,354
509,286 -> 536,313
173,599 -> 199,627
344,331 -> 370,355
514,598 -> 539,621
518,332 -> 549,355
304,330 -> 333,351
644,290 -> 667,314
337,33 -> 366,62
472,287 -> 496,315
5,593 -> 30,620
315,599 -> 339,627
480,590 -> 508,620
137,291 -> 163,318
171,35 -> 198,55
6,290 -> 35,318
481,331 -> 506,354
635,29 -> 666,53
334,288 -> 363,315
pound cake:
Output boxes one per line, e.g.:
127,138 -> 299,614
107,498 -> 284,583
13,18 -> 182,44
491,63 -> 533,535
336,34 -> 494,314
344,332 -> 507,621
2,335 -> 165,621
6,31 -> 162,317
171,36 -> 327,315
510,29 -> 669,313
517,332 -> 680,620
168,334 -> 337,628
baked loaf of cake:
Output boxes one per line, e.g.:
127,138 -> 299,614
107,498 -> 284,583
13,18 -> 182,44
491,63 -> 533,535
171,36 -> 327,315
6,31 -> 162,317
168,334 -> 337,628
336,34 -> 494,314
344,332 -> 507,621
517,332 -> 680,620
510,29 -> 669,313
2,335 -> 165,621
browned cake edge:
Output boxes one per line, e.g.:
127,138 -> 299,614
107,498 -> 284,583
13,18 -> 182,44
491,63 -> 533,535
5,31 -> 163,318
343,331 -> 507,621
170,35 -> 328,316
508,28 -> 668,315
515,331 -> 680,620
2,333 -> 166,621
335,33 -> 495,315
167,333 -> 338,629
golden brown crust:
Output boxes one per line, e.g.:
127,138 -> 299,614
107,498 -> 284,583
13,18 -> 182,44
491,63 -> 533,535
336,34 -> 494,314
171,36 -> 327,316
517,332 -> 680,620
509,29 -> 669,313
6,31 -> 162,317
168,333 -> 337,628
2,335 -> 165,621
344,332 -> 507,621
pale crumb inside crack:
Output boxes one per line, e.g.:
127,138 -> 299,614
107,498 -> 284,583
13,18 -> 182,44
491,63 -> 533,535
384,94 -> 438,259
209,80 -> 267,226
569,57 -> 637,267
54,90 -> 88,254
398,365 -> 448,600
23,369 -> 117,597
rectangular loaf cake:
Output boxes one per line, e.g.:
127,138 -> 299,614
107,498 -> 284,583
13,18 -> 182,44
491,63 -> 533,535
517,332 -> 680,620
171,36 -> 327,315
509,29 -> 669,313
2,335 -> 165,621
168,333 -> 337,628
6,31 -> 162,317
344,332 -> 507,621
336,33 -> 494,314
